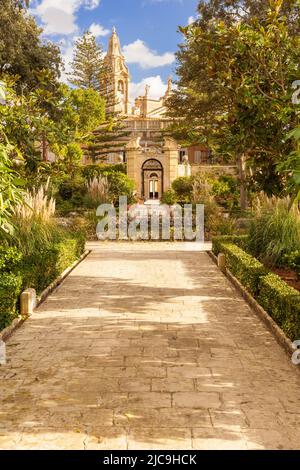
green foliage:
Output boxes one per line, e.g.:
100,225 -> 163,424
258,273 -> 300,341
196,0 -> 300,33
171,174 -> 237,237
277,125 -> 300,201
172,177 -> 194,203
0,272 -> 22,330
86,117 -> 131,161
56,166 -> 135,212
0,246 -> 22,273
0,79 -> 106,186
161,189 -> 178,205
203,200 -> 234,237
216,242 -> 268,296
56,87 -> 106,143
283,251 -> 300,277
58,174 -> 86,210
212,235 -> 300,341
248,196 -> 300,266
0,230 -> 85,331
104,172 -> 135,205
168,1 -> 300,195
10,182 -> 59,256
53,143 -> 83,174
212,235 -> 249,255
171,173 -> 239,210
0,77 -> 62,168
0,0 -> 61,91
68,32 -> 104,92
212,175 -> 239,210
0,138 -> 24,234
21,233 -> 85,293
82,163 -> 126,180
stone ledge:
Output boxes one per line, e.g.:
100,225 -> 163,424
208,251 -> 297,364
0,316 -> 26,343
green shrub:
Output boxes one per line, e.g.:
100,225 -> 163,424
208,214 -> 236,237
258,273 -> 300,341
248,196 -> 300,266
0,246 -> 22,273
216,242 -> 267,296
283,251 -> 300,277
212,175 -> 239,210
0,273 -> 23,330
82,164 -> 126,180
21,233 -> 85,293
161,189 -> 178,205
212,235 -> 249,255
103,172 -> 135,205
58,175 -> 86,203
172,176 -> 194,203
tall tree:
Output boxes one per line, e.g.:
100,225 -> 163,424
168,0 -> 300,205
68,32 -> 105,92
85,117 -> 131,163
0,133 -> 23,234
196,0 -> 300,32
277,125 -> 300,201
0,0 -> 61,91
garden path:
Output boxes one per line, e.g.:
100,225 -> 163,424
1,242 -> 300,450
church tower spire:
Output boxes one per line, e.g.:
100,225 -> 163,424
104,28 -> 130,115
107,26 -> 123,57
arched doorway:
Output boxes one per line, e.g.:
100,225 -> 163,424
142,159 -> 163,200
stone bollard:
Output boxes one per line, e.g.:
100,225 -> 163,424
218,253 -> 226,273
0,340 -> 6,365
20,288 -> 37,316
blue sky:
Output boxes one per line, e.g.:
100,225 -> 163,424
30,0 -> 199,100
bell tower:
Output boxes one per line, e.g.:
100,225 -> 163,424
104,27 -> 130,115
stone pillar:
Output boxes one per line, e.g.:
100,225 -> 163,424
126,137 -> 142,198
163,137 -> 180,192
218,254 -> 226,273
20,288 -> 37,316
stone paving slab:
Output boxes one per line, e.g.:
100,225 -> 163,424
1,241 -> 300,450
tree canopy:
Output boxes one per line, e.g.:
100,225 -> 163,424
68,32 -> 105,92
196,0 -> 300,32
167,0 -> 300,197
0,0 -> 61,91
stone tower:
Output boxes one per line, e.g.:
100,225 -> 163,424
104,27 -> 130,115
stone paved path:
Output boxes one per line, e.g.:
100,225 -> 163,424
1,242 -> 300,450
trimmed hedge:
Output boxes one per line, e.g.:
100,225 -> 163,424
215,241 -> 267,296
0,232 -> 85,331
212,236 -> 300,342
212,235 -> 249,255
258,273 -> 300,341
21,233 -> 85,293
0,273 -> 23,330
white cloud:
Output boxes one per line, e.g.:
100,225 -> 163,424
31,0 -> 101,36
188,16 -> 195,25
123,40 -> 175,69
129,76 -> 167,101
89,23 -> 110,37
59,39 -> 76,82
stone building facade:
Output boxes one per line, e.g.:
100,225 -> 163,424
99,29 -> 235,201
